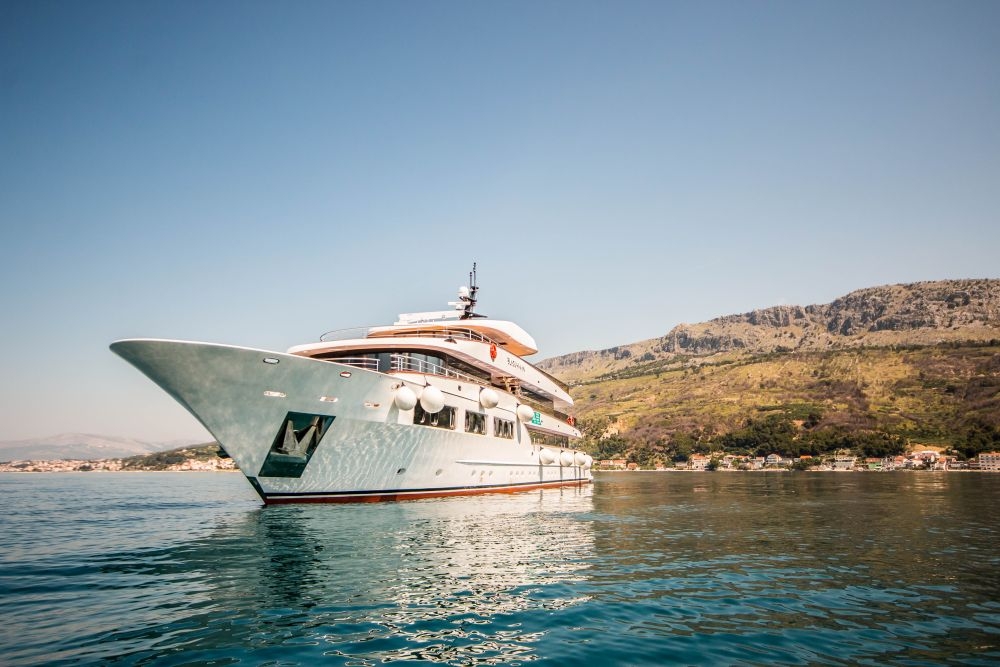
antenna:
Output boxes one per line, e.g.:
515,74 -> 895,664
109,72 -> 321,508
460,262 -> 483,319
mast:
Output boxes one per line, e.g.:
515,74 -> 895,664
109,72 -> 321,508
456,262 -> 485,320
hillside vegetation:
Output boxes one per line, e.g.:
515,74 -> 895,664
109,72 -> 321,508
118,443 -> 228,470
540,280 -> 1000,465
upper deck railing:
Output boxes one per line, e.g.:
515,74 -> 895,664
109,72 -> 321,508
316,326 -> 569,394
327,353 -> 488,385
319,326 -> 502,347
325,354 -> 572,420
319,327 -> 373,342
327,356 -> 380,371
389,354 -> 484,385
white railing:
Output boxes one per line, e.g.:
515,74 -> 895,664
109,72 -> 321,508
389,354 -> 484,385
319,326 -> 501,347
320,353 -> 484,384
377,328 -> 500,346
330,356 -> 380,371
320,327 -> 372,342
321,354 -> 566,417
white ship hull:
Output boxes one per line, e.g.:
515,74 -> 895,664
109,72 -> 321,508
111,339 -> 592,503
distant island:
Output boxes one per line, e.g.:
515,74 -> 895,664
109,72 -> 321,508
540,279 -> 1000,470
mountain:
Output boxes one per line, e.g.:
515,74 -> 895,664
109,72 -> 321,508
539,279 -> 1000,464
541,279 -> 1000,383
0,433 -> 202,462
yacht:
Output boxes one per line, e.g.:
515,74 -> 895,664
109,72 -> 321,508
111,266 -> 592,503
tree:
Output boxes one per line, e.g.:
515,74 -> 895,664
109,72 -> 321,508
719,414 -> 796,457
670,432 -> 695,462
592,435 -> 628,460
954,419 -> 1000,459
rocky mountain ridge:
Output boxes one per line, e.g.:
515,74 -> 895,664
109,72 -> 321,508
541,279 -> 1000,383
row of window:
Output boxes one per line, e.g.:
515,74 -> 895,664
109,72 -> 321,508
413,404 -> 516,439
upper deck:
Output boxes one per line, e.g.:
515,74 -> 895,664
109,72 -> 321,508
320,319 -> 538,356
289,267 -> 571,406
288,325 -> 570,398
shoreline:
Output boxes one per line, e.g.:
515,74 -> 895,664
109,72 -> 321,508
0,459 -> 237,473
593,468 -> 991,473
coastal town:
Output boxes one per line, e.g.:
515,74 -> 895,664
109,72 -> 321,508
0,442 -> 239,474
597,450 -> 1000,472
0,456 -> 237,473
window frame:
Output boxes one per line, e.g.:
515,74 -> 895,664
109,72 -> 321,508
465,410 -> 487,435
413,403 -> 456,430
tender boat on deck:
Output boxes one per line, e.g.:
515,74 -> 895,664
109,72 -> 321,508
111,266 -> 592,503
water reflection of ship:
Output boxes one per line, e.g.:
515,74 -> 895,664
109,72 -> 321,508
201,487 -> 597,663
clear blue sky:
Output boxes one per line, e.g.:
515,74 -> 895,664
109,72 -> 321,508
2,1 -> 998,442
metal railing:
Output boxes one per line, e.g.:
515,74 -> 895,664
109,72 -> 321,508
320,327 -> 372,342
319,326 -> 501,347
329,356 -> 380,371
315,325 -> 569,396
376,327 -> 500,346
389,354 -> 485,385
321,353 -> 571,421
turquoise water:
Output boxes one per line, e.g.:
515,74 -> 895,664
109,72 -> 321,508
1,471 -> 998,665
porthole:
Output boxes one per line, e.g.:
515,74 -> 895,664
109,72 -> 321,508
396,467 -> 406,475
435,469 -> 443,476
262,357 -> 280,365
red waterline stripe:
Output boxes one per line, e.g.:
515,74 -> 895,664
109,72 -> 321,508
262,478 -> 592,504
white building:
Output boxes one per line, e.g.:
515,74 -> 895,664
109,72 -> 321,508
979,452 -> 1000,472
832,455 -> 856,471
689,454 -> 710,471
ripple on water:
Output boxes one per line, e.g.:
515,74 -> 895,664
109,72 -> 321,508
1,472 -> 999,665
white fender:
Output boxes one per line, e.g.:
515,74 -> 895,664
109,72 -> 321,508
516,404 -> 535,422
574,451 -> 588,467
479,387 -> 500,409
419,385 -> 445,413
538,447 -> 557,465
583,455 -> 594,469
393,386 -> 417,410
559,450 -> 575,467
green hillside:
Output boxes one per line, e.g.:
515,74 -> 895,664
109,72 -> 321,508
119,443 -> 227,470
544,280 -> 1000,466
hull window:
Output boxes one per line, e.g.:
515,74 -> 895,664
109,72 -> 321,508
414,403 -> 456,430
493,417 -> 514,439
528,430 -> 569,449
259,412 -> 335,478
465,411 -> 487,435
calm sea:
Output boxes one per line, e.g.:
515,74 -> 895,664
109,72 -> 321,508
1,471 -> 998,666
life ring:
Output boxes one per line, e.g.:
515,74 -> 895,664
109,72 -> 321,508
489,343 -> 497,360
567,416 -> 575,426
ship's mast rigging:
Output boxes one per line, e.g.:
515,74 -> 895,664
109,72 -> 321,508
452,263 -> 486,319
